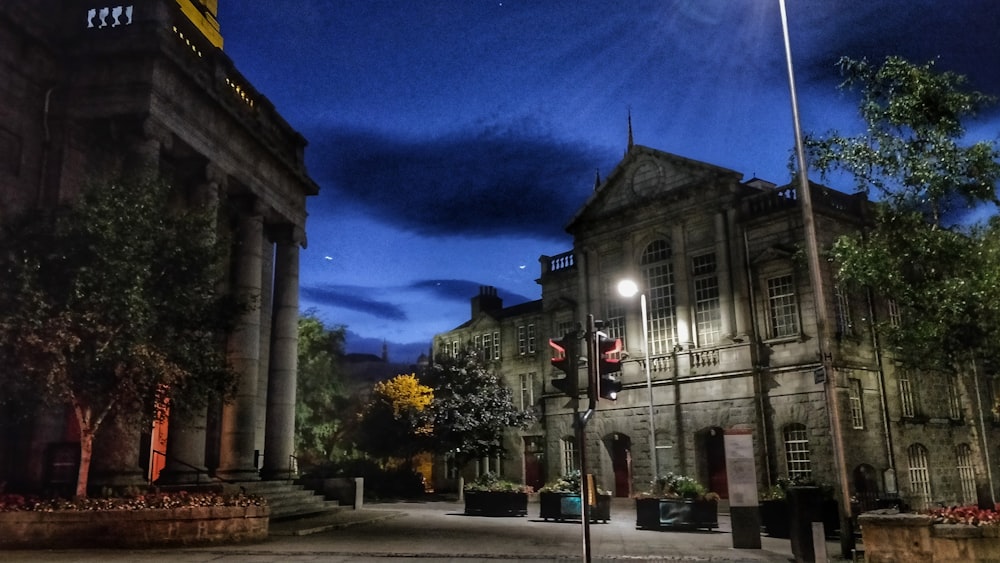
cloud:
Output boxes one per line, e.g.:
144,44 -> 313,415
300,285 -> 407,321
307,122 -> 610,240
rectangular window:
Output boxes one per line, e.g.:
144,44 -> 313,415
493,330 -> 501,360
481,333 -> 491,359
767,275 -> 799,338
888,299 -> 902,328
947,375 -> 962,420
562,438 -> 578,474
783,424 -> 812,481
835,285 -> 852,337
907,445 -> 932,509
644,263 -> 677,355
519,372 -> 534,410
693,253 -> 721,346
849,378 -> 864,429
451,340 -> 459,357
518,325 -> 527,355
899,372 -> 916,418
527,324 -> 536,354
604,283 -> 627,346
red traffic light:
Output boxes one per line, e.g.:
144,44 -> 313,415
596,332 -> 622,375
550,336 -> 578,395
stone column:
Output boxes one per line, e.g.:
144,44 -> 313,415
216,198 -> 265,482
672,224 -> 692,347
262,225 -> 303,480
125,118 -> 172,177
714,211 -> 735,338
158,177 -> 222,485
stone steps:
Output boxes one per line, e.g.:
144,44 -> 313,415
228,480 -> 342,521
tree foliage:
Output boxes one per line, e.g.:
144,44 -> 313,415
805,56 -> 1000,371
421,350 -> 533,467
294,312 -> 350,466
355,373 -> 434,460
0,174 -> 241,497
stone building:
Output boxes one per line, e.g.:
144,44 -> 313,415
433,142 -> 1000,511
0,1 -> 318,492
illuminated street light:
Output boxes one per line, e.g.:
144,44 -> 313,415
617,279 -> 658,480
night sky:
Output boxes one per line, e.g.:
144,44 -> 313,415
217,1 -> 1000,363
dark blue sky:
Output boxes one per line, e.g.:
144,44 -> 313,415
218,1 -> 1000,362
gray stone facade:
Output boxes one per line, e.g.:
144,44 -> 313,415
0,1 -> 317,491
433,144 -> 1000,513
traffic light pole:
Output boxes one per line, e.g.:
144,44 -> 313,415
575,314 -> 598,563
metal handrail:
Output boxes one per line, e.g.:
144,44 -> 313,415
150,449 -> 234,485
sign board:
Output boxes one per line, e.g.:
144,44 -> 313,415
724,430 -> 758,507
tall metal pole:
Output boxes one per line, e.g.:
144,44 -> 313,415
779,0 -> 852,557
641,294 -> 658,480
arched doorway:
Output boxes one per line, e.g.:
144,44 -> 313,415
697,427 -> 729,499
609,433 -> 632,497
853,464 -> 880,512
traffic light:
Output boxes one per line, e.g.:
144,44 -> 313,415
596,332 -> 622,401
549,335 -> 578,396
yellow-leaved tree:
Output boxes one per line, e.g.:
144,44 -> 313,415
357,373 -> 434,460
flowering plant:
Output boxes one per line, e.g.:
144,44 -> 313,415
635,472 -> 718,501
538,470 -> 611,495
925,505 -> 1000,527
0,490 -> 266,512
464,472 -> 533,493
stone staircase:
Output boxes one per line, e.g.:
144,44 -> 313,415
229,480 -> 342,520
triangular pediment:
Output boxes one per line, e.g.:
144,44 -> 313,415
566,145 -> 742,233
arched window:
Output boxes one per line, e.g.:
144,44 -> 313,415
907,444 -> 931,509
956,444 -> 977,505
783,423 -> 811,481
641,239 -> 676,355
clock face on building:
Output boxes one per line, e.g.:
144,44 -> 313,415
631,162 -> 660,198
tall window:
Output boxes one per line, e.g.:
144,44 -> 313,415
887,298 -> 902,327
947,375 -> 962,420
562,437 -> 578,473
849,378 -> 864,429
899,371 -> 916,418
956,444 -> 977,505
641,239 -> 676,355
767,275 -> 799,338
519,372 -> 535,410
692,253 -> 721,346
451,340 -> 459,357
907,444 -> 932,509
783,423 -> 812,481
492,330 -> 500,360
604,281 -> 627,346
482,333 -> 492,360
518,325 -> 529,355
834,285 -> 852,337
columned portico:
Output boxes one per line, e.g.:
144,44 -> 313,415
261,226 -> 303,480
216,199 -> 266,481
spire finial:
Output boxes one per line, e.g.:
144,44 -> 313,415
594,169 -> 601,191
627,106 -> 634,151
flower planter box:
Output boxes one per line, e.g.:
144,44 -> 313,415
463,491 -> 528,517
759,497 -> 840,538
539,491 -> 611,523
0,505 -> 269,549
635,497 -> 718,531
859,510 -> 1000,562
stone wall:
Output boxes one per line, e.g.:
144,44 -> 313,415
859,511 -> 1000,562
0,505 -> 269,549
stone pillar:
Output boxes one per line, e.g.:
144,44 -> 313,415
261,225 -> 303,480
216,198 -> 265,482
714,211 -> 734,338
158,177 -> 222,485
727,207 -> 751,338
125,118 -> 172,177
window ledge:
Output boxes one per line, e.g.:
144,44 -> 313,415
764,334 -> 803,346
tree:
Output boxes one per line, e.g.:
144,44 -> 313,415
356,373 -> 434,461
0,173 -> 241,497
805,56 -> 1000,372
295,312 -> 350,466
421,350 -> 533,467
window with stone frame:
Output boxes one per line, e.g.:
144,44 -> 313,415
848,378 -> 864,429
899,370 -> 917,418
516,323 -> 536,355
562,437 -> 578,474
907,443 -> 932,509
641,239 -> 677,355
603,280 -> 627,347
834,284 -> 853,338
451,340 -> 459,357
519,372 -> 535,410
767,274 -> 799,339
492,330 -> 500,360
956,443 -> 977,505
783,423 -> 812,481
887,298 -> 902,328
946,374 -> 962,420
692,253 -> 721,346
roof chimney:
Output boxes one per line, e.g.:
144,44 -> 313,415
471,285 -> 502,317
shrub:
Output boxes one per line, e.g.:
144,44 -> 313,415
464,472 -> 531,493
0,490 -> 265,512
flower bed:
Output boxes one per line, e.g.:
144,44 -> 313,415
859,507 -> 1000,562
463,473 -> 530,517
537,471 -> 611,523
0,491 -> 269,549
634,473 -> 719,531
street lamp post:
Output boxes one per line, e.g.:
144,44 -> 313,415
617,280 -> 658,481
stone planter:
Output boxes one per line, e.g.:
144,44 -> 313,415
635,497 -> 718,531
859,510 -> 1000,562
539,491 -> 611,523
463,490 -> 528,517
0,505 -> 270,549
